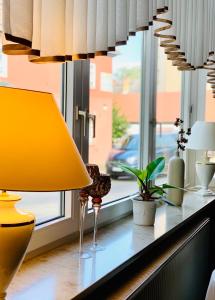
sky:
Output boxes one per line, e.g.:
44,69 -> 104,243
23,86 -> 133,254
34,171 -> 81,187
112,32 -> 143,72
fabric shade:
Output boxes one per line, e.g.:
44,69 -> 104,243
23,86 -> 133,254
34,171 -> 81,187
0,87 -> 91,191
205,270 -> 215,300
1,0 -> 214,66
1,0 -> 215,65
1,0 -> 166,62
187,121 -> 215,151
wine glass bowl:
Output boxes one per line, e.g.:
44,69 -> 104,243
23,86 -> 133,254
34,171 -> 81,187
87,174 -> 111,199
86,164 -> 100,181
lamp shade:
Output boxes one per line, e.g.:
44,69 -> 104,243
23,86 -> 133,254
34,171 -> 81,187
0,87 -> 91,191
187,121 -> 215,151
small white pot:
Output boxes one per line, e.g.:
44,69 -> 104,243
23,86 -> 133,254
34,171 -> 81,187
132,199 -> 156,226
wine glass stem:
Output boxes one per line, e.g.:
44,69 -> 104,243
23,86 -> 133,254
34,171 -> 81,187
93,204 -> 100,247
79,199 -> 88,254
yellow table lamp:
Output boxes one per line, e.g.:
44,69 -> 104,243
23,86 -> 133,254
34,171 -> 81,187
0,87 -> 91,300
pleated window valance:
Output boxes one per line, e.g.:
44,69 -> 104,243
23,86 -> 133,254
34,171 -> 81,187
1,0 -> 215,94
1,0 -> 167,63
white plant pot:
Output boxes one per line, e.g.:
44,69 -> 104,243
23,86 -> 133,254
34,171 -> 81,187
132,199 -> 156,226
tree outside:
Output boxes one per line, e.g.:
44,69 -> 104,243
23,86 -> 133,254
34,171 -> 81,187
112,105 -> 128,145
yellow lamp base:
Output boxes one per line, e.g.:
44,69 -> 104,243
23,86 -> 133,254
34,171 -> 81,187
0,293 -> 6,300
0,192 -> 35,299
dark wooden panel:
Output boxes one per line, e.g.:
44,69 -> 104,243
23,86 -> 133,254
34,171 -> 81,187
128,219 -> 210,300
73,200 -> 215,300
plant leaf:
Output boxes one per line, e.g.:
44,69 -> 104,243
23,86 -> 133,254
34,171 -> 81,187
161,184 -> 178,189
151,189 -> 164,196
119,164 -> 141,177
147,157 -> 165,180
139,169 -> 147,181
149,186 -> 166,196
119,164 -> 144,186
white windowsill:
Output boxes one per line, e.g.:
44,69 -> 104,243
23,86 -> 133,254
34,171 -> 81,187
7,191 -> 215,300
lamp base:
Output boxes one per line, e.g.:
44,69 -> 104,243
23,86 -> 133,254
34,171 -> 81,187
0,192 -> 35,298
0,292 -> 6,300
195,162 -> 215,197
195,188 -> 215,197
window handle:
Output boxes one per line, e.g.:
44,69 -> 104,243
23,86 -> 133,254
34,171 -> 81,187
75,106 -> 87,136
150,119 -> 157,127
88,113 -> 96,138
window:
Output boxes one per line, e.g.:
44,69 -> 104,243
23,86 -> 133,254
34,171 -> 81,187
71,28 -> 185,230
205,82 -> 215,162
205,83 -> 215,123
0,50 -> 64,224
88,33 -> 143,204
156,43 -> 181,180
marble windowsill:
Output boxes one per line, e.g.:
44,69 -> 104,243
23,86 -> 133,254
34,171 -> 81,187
7,192 -> 215,300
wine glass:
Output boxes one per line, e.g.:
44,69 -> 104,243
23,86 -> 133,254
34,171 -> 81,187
78,164 -> 100,259
87,174 -> 111,251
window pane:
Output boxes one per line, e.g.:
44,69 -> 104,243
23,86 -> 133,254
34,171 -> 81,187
205,84 -> 215,122
0,50 -> 64,224
205,83 -> 215,161
89,33 -> 143,204
156,45 -> 181,180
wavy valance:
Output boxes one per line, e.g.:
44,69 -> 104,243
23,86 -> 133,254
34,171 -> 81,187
1,0 -> 215,94
1,0 -> 167,62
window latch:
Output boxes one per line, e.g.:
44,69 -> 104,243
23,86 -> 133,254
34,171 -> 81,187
75,106 -> 87,136
150,119 -> 157,127
75,106 -> 96,138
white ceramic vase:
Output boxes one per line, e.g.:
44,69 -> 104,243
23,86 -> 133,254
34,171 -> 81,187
167,151 -> 185,206
196,162 -> 215,195
132,199 -> 156,226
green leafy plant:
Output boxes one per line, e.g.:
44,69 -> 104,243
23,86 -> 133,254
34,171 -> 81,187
120,157 -> 176,202
112,106 -> 128,142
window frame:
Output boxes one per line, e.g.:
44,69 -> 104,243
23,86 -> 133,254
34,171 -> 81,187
67,59 -> 134,230
28,27 -> 208,254
27,63 -> 79,253
181,69 -> 207,187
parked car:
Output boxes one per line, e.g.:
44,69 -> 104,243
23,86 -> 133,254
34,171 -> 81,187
106,133 -> 177,179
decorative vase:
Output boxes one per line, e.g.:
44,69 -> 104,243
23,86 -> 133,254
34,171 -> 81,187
132,198 -> 156,226
195,162 -> 215,196
167,150 -> 185,206
0,192 -> 35,300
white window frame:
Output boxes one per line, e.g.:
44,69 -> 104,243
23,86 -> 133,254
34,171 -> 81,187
181,69 -> 207,187
27,27 -> 207,254
27,63 -> 80,253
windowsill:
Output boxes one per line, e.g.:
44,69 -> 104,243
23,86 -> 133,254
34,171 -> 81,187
87,193 -> 137,213
7,192 -> 215,300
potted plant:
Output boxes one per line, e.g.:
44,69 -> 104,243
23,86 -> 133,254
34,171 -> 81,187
120,157 -> 175,226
